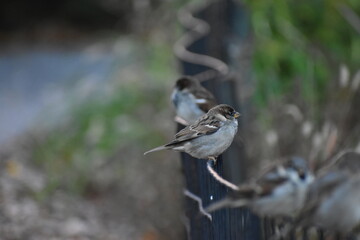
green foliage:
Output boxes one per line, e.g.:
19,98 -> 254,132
33,85 -> 165,197
32,36 -> 176,198
245,0 -> 360,109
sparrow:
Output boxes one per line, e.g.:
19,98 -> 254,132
205,157 -> 314,218
144,104 -> 239,162
295,151 -> 360,235
171,76 -> 217,124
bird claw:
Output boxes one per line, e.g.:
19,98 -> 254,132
208,156 -> 217,166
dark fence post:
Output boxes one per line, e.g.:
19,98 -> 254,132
175,1 -> 358,240
176,1 -> 262,239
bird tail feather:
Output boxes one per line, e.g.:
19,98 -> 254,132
205,198 -> 249,213
144,145 -> 168,155
205,198 -> 232,213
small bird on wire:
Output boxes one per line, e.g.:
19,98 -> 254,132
171,76 -> 217,125
294,151 -> 360,235
205,157 -> 314,218
144,104 -> 239,163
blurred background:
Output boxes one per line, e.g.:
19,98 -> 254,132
0,0 -> 359,239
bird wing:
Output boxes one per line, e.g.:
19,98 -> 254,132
230,177 -> 287,200
229,184 -> 259,199
165,115 -> 221,146
294,171 -> 348,227
205,185 -> 254,213
251,164 -> 289,197
192,87 -> 217,112
257,179 -> 288,197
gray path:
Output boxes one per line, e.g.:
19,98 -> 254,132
0,41 -> 131,145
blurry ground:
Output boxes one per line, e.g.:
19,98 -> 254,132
0,31 -> 185,240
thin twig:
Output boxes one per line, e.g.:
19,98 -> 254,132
174,115 -> 189,126
338,4 -> 360,35
180,214 -> 191,240
183,189 -> 212,221
206,161 -> 239,191
317,148 -> 356,174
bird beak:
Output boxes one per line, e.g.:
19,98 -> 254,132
234,112 -> 240,119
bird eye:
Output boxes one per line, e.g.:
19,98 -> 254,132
298,171 -> 306,180
225,112 -> 233,119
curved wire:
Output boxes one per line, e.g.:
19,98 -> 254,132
173,1 -> 230,82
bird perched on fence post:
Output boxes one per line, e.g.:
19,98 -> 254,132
144,104 -> 239,164
205,157 -> 314,218
171,76 -> 217,125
